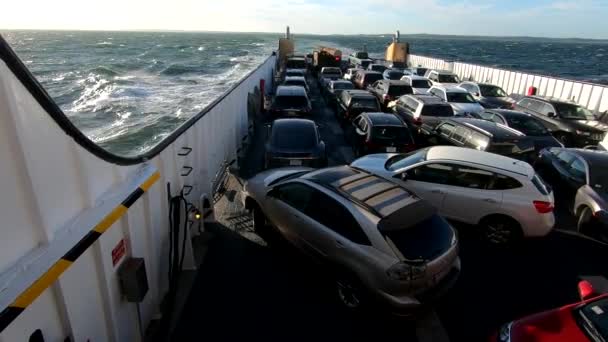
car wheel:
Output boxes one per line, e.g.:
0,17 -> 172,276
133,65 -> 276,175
251,204 -> 267,234
481,216 -> 522,245
336,278 -> 363,310
555,132 -> 571,147
577,207 -> 594,236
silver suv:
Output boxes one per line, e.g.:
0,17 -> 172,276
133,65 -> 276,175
243,166 -> 460,312
351,146 -> 556,244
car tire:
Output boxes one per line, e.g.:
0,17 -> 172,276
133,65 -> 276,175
577,207 -> 594,236
554,132 -> 571,147
251,204 -> 267,234
336,277 -> 364,311
480,216 -> 522,245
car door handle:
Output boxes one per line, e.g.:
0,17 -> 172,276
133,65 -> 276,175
431,189 -> 445,194
335,240 -> 345,248
483,198 -> 498,204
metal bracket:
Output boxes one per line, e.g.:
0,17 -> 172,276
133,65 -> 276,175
181,166 -> 193,177
178,147 -> 193,156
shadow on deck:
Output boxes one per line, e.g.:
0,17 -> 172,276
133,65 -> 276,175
171,223 -> 417,341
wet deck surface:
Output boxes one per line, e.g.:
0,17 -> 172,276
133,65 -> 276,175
172,73 -> 608,341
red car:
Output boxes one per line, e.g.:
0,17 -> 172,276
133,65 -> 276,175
493,281 -> 608,341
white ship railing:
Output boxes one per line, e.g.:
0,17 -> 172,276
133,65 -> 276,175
0,34 -> 275,341
409,54 -> 608,114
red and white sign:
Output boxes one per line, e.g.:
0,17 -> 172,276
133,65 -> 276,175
112,239 -> 127,266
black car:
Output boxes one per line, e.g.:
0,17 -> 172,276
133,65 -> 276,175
393,94 -> 454,135
513,96 -> 608,147
336,90 -> 381,122
349,113 -> 416,156
426,118 -> 536,161
459,82 -> 514,109
265,119 -> 326,168
477,109 -> 562,153
268,86 -> 312,116
367,80 -> 413,109
368,64 -> 388,73
324,80 -> 354,105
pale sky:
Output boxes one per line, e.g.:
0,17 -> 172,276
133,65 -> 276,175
2,0 -> 607,39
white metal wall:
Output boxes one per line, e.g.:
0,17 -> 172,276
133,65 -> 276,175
409,54 -> 608,113
0,55 -> 275,342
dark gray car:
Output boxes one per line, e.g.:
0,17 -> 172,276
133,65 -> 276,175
459,82 -> 514,109
265,119 -> 326,168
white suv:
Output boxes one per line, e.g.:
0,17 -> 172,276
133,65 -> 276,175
351,146 -> 556,244
425,70 -> 461,85
428,85 -> 484,115
400,75 -> 433,94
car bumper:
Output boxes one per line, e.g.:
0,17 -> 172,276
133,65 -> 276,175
520,212 -> 555,237
373,261 -> 461,315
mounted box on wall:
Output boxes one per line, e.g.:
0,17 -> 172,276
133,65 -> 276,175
117,257 -> 149,303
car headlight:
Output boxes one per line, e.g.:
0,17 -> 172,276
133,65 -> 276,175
576,130 -> 591,136
387,262 -> 426,281
498,322 -> 512,342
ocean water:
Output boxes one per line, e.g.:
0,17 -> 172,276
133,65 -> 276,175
2,30 -> 608,156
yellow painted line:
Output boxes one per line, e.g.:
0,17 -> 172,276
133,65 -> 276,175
93,205 -> 128,234
140,171 -> 160,191
12,259 -> 72,308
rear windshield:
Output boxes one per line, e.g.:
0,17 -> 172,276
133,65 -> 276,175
350,98 -> 379,109
386,71 -> 404,80
371,126 -> 413,143
273,95 -> 308,108
480,85 -> 507,97
383,215 -> 454,260
284,80 -> 306,87
355,52 -> 369,59
322,68 -> 341,74
364,73 -> 383,84
554,102 -> 596,120
421,105 -> 454,117
415,68 -> 428,76
447,92 -> 476,103
360,60 -> 371,68
370,65 -> 386,72
438,74 -> 460,83
388,85 -> 413,97
272,124 -> 317,149
412,80 -> 432,88
386,149 -> 428,171
333,82 -> 354,90
286,59 -> 306,69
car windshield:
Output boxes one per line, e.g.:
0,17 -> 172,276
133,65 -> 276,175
273,95 -> 308,109
447,92 -> 476,103
388,85 -> 413,97
412,80 -> 432,88
371,126 -> 412,143
350,98 -> 379,109
479,85 -> 507,97
386,71 -> 404,80
421,105 -> 455,117
355,52 -> 369,59
333,82 -> 354,90
577,297 -> 608,341
386,149 -> 428,171
271,124 -> 317,149
505,116 -> 550,136
554,103 -> 597,120
286,59 -> 306,69
383,214 -> 454,260
438,74 -> 460,83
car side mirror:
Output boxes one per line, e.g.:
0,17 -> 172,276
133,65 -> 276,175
547,112 -> 556,118
473,92 -> 480,97
578,280 -> 597,301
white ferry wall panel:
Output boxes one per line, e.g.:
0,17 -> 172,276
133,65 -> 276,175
0,35 -> 276,341
410,54 -> 608,113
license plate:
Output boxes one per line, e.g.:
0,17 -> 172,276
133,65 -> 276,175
386,147 -> 397,152
289,160 -> 303,166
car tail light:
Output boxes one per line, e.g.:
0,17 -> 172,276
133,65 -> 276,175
383,94 -> 391,100
335,56 -> 341,61
387,262 -> 426,281
533,201 -> 554,214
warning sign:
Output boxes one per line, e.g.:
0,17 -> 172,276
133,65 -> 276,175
112,239 -> 127,266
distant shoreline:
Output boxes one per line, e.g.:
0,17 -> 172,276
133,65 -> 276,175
2,28 -> 607,43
